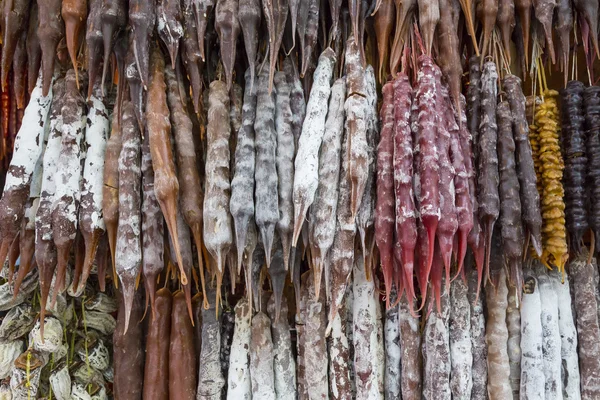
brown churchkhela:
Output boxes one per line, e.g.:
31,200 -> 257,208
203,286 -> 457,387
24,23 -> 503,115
1,0 -> 31,91
165,64 -> 207,309
169,291 -> 198,399
477,0 -> 498,59
147,47 -> 188,286
215,0 -> 240,90
62,0 -> 88,86
113,289 -> 145,400
37,0 -> 64,96
262,0 -> 289,91
374,0 -> 394,83
182,0 -> 203,113
129,0 -> 156,89
26,3 -> 41,95
574,0 -> 600,59
86,0 -> 104,98
143,288 -> 172,400
100,0 -> 127,93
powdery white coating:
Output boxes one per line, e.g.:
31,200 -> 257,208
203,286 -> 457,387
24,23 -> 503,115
552,269 -> 580,399
385,288 -> 401,400
0,340 -> 22,378
449,276 -> 473,399
254,68 -> 279,263
115,103 -> 142,287
29,106 -> 51,200
310,77 -> 346,276
303,271 -> 328,399
79,89 -> 108,235
53,72 -> 85,247
353,254 -> 380,399
267,294 -> 296,400
357,65 -> 379,264
520,269 -> 545,400
422,281 -> 451,400
250,312 -> 276,400
227,298 -> 252,400
537,267 -> 563,400
570,253 -> 600,398
292,48 -> 336,245
467,261 -> 487,400
274,71 -> 295,269
30,317 -> 63,353
328,128 -> 356,329
507,280 -> 522,398
35,98 -> 62,241
398,294 -> 422,399
484,266 -> 511,400
230,68 -> 257,272
2,74 -> 52,191
329,297 -> 352,400
49,364 -> 71,400
283,57 -> 306,149
197,289 -> 225,399
156,0 -> 184,66
204,80 -> 233,272
375,297 -> 385,397
10,356 -> 43,400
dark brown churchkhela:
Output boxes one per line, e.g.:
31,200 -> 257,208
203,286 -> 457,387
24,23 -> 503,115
26,3 -> 42,95
1,0 -> 30,91
12,31 -> 26,110
113,289 -> 145,399
182,0 -> 202,113
100,0 -> 127,92
86,0 -> 104,98
129,0 -> 156,90
37,0 -> 63,96
215,0 -> 240,90
262,0 -> 289,91
496,100 -> 524,292
143,288 -> 171,400
562,81 -> 588,253
238,0 -> 260,90
170,291 -> 198,399
478,61 -> 500,284
504,75 -> 543,260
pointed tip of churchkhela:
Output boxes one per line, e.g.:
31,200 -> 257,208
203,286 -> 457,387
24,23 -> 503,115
530,230 -> 543,258
472,242 -> 485,305
50,246 -> 71,308
144,272 -> 158,321
120,276 -> 136,335
163,198 -> 188,285
183,280 -> 195,326
65,24 -> 80,90
78,232 -> 101,293
431,242 -> 444,315
101,25 -> 116,97
260,225 -> 275,271
292,201 -> 308,248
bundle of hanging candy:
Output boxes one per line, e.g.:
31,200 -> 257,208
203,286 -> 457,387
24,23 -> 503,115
3,0 -> 600,398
